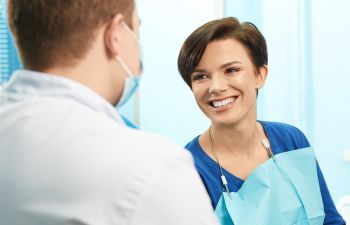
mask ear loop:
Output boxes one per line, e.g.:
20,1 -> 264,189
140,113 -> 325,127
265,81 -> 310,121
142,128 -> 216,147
117,23 -> 141,77
116,56 -> 133,77
122,22 -> 140,45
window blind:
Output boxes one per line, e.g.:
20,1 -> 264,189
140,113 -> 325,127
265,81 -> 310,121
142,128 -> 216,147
0,0 -> 21,84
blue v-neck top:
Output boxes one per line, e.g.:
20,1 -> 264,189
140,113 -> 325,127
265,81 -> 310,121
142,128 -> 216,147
185,121 -> 345,224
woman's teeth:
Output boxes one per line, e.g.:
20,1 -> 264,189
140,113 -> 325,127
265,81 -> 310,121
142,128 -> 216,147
212,97 -> 235,108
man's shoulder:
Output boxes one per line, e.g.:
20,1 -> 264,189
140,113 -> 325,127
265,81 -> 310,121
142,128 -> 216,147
4,94 -> 194,189
53,99 -> 189,157
5,95 -> 189,160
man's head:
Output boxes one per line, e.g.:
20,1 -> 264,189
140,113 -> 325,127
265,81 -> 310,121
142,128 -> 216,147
8,0 -> 136,70
8,0 -> 141,105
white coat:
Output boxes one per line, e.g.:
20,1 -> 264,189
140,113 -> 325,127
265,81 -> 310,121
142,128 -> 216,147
0,70 -> 218,225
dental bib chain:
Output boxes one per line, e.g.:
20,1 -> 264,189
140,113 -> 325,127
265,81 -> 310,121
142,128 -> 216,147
208,124 -> 275,196
208,127 -> 230,196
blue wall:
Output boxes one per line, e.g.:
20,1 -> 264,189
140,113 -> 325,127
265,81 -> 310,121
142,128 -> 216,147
311,0 -> 350,203
134,0 -> 221,143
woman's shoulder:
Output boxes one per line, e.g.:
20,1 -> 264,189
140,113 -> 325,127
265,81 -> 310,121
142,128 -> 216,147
261,121 -> 305,135
184,135 -> 214,170
260,120 -> 310,152
184,135 -> 201,153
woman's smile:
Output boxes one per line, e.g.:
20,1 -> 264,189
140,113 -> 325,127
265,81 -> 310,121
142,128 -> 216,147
208,96 -> 238,112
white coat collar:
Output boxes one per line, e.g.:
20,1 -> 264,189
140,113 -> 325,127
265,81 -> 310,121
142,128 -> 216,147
3,69 -> 125,125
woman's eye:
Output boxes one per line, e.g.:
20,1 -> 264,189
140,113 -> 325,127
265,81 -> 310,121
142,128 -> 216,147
225,67 -> 239,74
192,74 -> 208,81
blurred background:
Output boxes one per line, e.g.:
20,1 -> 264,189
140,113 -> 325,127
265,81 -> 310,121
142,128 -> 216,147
1,0 -> 349,217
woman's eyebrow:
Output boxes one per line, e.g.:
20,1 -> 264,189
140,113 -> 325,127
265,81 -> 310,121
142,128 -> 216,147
220,61 -> 242,69
192,68 -> 208,73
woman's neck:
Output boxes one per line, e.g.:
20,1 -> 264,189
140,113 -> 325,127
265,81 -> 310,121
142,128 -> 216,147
204,119 -> 260,157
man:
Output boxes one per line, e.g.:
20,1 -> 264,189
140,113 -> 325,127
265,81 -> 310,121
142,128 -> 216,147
0,1 -> 219,224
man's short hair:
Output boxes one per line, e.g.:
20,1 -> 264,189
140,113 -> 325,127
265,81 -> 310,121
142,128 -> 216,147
8,0 -> 135,71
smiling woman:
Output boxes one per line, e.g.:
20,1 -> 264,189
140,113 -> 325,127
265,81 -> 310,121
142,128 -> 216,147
189,38 -> 266,126
177,17 -> 345,225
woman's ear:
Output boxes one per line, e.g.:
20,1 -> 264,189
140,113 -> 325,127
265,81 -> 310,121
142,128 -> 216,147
104,13 -> 124,57
256,65 -> 268,89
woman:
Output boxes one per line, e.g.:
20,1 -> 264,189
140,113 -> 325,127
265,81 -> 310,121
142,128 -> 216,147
177,17 -> 345,225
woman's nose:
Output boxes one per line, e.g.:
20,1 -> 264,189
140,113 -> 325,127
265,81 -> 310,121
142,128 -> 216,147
209,76 -> 227,94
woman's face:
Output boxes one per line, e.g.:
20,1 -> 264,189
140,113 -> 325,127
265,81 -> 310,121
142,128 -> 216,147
190,38 -> 267,127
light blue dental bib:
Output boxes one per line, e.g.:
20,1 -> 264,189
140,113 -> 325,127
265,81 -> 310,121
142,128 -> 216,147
214,147 -> 325,225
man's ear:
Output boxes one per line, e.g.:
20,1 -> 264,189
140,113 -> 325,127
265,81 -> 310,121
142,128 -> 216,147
256,65 -> 268,89
104,13 -> 124,57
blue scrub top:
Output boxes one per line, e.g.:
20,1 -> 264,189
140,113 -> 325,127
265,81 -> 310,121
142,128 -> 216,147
185,121 -> 345,225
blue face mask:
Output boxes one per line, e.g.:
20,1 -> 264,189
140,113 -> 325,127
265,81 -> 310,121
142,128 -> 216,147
115,23 -> 141,108
115,55 -> 140,108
